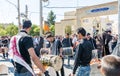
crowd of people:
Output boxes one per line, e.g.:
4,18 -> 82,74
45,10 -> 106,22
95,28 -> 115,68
0,20 -> 120,76
0,36 -> 10,59
23,22 -> 120,76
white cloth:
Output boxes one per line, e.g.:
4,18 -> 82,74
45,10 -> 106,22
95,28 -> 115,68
72,37 -> 77,44
9,32 -> 36,76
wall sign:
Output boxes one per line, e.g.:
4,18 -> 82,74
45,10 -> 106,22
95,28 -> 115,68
87,6 -> 115,14
91,7 -> 109,13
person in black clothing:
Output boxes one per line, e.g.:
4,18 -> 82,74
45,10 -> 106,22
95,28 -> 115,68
86,33 -> 97,49
62,33 -> 73,66
94,35 -> 103,58
34,36 -> 44,57
46,32 -> 65,76
10,20 -> 49,76
102,30 -> 113,56
70,27 -> 94,76
101,31 -> 108,56
1,36 -> 9,59
104,30 -> 112,55
111,37 -> 117,51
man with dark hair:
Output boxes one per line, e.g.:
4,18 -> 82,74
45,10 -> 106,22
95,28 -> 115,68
9,20 -> 49,76
70,27 -> 94,76
99,55 -> 120,76
46,32 -> 65,76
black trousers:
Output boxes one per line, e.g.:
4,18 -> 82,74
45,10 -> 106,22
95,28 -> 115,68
56,58 -> 65,76
105,46 -> 110,55
3,52 -> 8,58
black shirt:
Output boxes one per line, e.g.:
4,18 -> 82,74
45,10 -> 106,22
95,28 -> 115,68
62,38 -> 73,47
15,31 -> 34,73
88,38 -> 97,49
73,39 -> 94,74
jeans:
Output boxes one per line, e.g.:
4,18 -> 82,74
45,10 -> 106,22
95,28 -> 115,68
97,49 -> 102,58
68,56 -> 71,65
14,71 -> 32,76
76,65 -> 91,76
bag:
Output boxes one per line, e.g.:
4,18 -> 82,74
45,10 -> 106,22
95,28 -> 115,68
92,49 -> 98,59
92,39 -> 98,59
62,38 -> 73,56
112,42 -> 120,57
62,47 -> 73,56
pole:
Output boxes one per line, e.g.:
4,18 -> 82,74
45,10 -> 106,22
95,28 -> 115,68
118,0 -> 120,43
112,1 -> 120,57
40,0 -> 43,36
18,0 -> 21,31
76,0 -> 79,29
25,5 -> 28,20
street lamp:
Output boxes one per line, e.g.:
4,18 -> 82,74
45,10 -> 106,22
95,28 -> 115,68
39,0 -> 49,36
18,0 -> 21,31
20,4 -> 29,22
40,0 -> 43,36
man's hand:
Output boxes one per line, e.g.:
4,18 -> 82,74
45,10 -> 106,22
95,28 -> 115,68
59,53 -> 63,58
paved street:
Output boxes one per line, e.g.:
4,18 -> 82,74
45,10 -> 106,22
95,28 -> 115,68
0,54 -> 102,76
0,54 -> 73,76
0,54 -> 14,76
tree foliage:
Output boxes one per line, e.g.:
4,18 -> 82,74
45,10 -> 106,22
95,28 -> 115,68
50,25 -> 55,35
30,24 -> 40,36
0,28 -> 7,36
0,24 -> 18,36
47,10 -> 56,26
6,24 -> 18,36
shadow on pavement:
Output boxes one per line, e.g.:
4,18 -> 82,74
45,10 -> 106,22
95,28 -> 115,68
64,64 -> 73,69
9,67 -> 14,73
0,59 -> 10,62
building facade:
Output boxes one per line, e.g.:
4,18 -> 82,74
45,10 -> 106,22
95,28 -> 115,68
55,1 -> 118,36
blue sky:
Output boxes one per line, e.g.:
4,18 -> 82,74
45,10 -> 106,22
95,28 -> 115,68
0,0 -> 117,25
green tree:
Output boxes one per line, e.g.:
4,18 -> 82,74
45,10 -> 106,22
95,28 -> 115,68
65,26 -> 72,35
30,24 -> 40,36
50,25 -> 55,35
0,25 -> 6,36
0,25 -> 4,29
0,28 -> 7,36
6,24 -> 18,36
47,10 -> 56,26
34,26 -> 40,36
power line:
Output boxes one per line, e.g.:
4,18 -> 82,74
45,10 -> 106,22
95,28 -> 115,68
28,11 -> 75,17
5,0 -> 17,9
44,6 -> 77,8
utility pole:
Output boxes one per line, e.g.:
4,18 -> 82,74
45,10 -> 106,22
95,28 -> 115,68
112,0 -> 120,56
25,5 -> 28,20
40,0 -> 43,35
18,0 -> 21,31
118,0 -> 120,43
